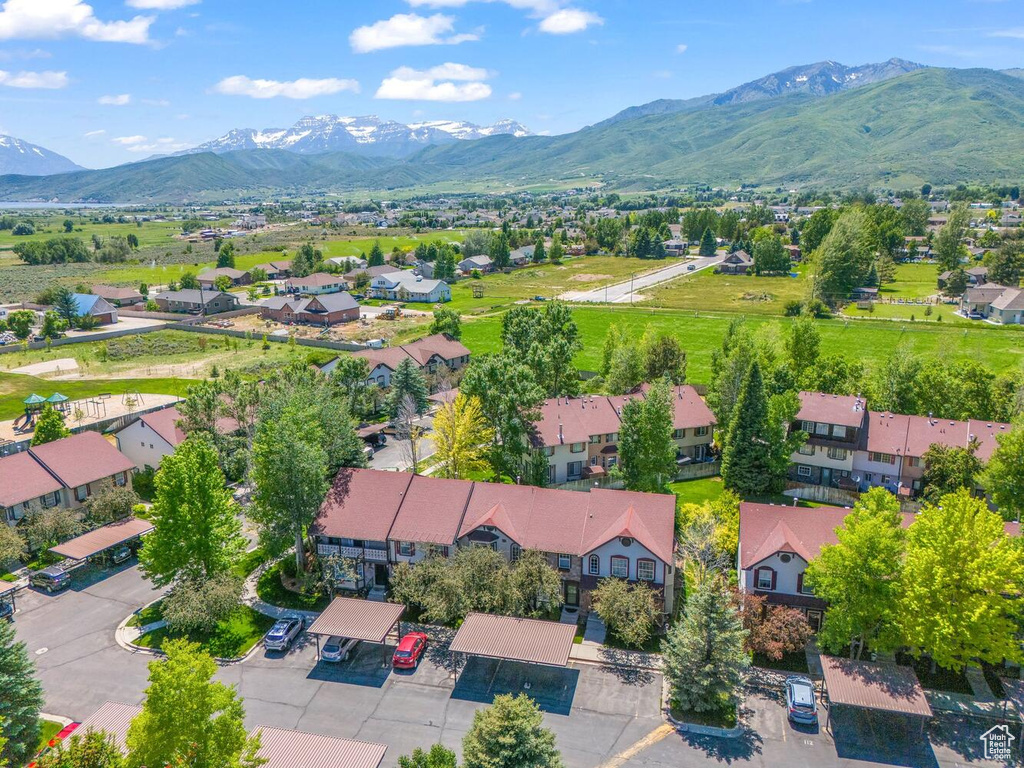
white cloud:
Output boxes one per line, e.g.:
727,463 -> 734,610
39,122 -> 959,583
538,8 -> 602,34
350,13 -> 477,53
990,27 -> 1024,39
508,91 -> 522,100
98,93 -> 131,105
0,0 -> 154,44
141,97 -> 170,106
676,43 -> 687,54
0,69 -> 67,88
123,136 -> 192,153
126,0 -> 199,8
113,134 -> 146,145
375,62 -> 492,101
84,129 -> 105,137
212,75 -> 360,99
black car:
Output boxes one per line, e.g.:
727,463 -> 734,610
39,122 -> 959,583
0,600 -> 13,622
31,566 -> 70,593
363,432 -> 388,450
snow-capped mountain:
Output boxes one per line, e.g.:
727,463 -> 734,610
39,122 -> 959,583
0,135 -> 84,176
181,115 -> 532,158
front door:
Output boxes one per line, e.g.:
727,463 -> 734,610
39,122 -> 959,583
374,564 -> 389,589
564,581 -> 579,607
806,610 -> 822,633
821,468 -> 832,487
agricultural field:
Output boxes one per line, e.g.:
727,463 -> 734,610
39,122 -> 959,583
460,306 -> 1024,382
0,214 -> 212,254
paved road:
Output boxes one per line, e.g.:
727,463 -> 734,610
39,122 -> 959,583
367,415 -> 436,472
559,255 -> 725,304
12,563 -> 1006,768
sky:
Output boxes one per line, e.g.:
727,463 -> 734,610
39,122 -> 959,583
0,0 -> 1020,169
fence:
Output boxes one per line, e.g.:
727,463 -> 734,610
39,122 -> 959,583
0,322 -> 167,356
552,461 -> 720,493
167,322 -> 365,353
672,460 -> 720,481
783,483 -> 860,507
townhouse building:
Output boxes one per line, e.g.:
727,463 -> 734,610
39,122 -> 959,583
323,334 -> 470,388
310,468 -> 677,616
789,391 -> 1012,496
532,385 -> 716,485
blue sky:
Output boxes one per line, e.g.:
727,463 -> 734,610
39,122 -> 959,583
0,0 -> 1020,168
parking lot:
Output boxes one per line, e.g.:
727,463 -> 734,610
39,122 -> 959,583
9,563 -> 1017,768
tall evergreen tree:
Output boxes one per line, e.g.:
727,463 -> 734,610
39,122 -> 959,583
721,361 -> 773,496
31,403 -> 70,446
368,240 -> 385,267
0,619 -> 44,766
386,358 -> 430,418
698,227 -> 717,257
547,238 -> 564,264
52,285 -> 79,326
662,577 -> 748,713
532,236 -> 546,263
490,232 -> 511,269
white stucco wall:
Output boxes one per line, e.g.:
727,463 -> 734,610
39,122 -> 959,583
115,419 -> 175,470
742,551 -> 809,597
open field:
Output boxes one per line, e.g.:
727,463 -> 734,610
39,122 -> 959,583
0,216 -> 218,255
0,371 -> 191,420
841,262 -> 969,324
641,264 -> 810,314
460,306 -> 1024,382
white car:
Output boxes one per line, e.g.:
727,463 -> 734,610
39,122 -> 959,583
264,617 -> 303,652
321,636 -> 359,662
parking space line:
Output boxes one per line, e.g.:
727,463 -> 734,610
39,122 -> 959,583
595,723 -> 675,768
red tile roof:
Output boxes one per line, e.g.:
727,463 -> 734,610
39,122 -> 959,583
139,407 -> 187,448
389,475 -> 474,546
796,391 -> 867,429
29,432 -> 135,490
582,489 -> 676,564
0,451 -> 63,508
311,468 -> 413,542
864,411 -> 1012,460
352,334 -> 470,373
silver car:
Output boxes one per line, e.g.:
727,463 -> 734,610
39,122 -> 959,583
264,617 -> 303,652
321,636 -> 358,663
785,676 -> 818,725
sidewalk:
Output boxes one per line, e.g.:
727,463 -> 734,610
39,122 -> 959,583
570,640 -> 662,670
241,556 -> 321,622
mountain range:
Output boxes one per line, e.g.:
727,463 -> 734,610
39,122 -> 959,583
0,135 -> 82,177
178,115 -> 532,159
2,61 -> 1024,201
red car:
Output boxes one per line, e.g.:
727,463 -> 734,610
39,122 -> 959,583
392,632 -> 428,669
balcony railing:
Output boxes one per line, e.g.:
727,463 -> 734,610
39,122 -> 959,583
318,543 -> 389,562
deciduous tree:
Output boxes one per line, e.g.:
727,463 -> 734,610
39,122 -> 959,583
37,729 -> 124,768
429,307 -> 462,340
641,329 -> 687,384
617,378 -> 676,493
432,394 -> 493,480
31,404 -> 70,446
398,745 -> 457,768
921,442 -> 982,503
985,423 -> 1024,522
591,577 -> 659,649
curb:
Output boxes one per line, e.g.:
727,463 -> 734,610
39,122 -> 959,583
661,676 -> 744,739
38,713 -> 74,728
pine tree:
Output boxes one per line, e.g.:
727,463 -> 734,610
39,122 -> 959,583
721,361 -> 773,496
386,358 -> 429,418
532,237 -> 546,263
52,286 -> 80,326
490,232 -> 511,269
698,227 -> 717,257
548,238 -> 564,264
368,240 -> 385,267
0,619 -> 44,766
662,577 -> 748,713
462,694 -> 563,768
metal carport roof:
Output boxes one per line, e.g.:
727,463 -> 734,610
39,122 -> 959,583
50,516 -> 153,561
74,701 -> 142,754
252,726 -> 387,768
306,597 -> 405,644
821,655 -> 933,718
448,612 -> 576,667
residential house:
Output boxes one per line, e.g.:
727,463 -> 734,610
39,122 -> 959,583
509,246 -> 534,266
532,385 -> 716,485
114,405 -> 239,470
343,265 -> 394,285
285,272 -> 349,295
457,255 -> 494,274
718,250 -> 754,275
335,333 -> 470,387
197,268 -> 251,288
251,261 -> 292,280
783,244 -> 802,262
154,289 -> 239,315
664,239 -> 688,256
327,256 -> 367,272
938,266 -> 988,289
1,432 -> 135,517
311,468 -> 677,615
260,293 -> 360,327
368,271 -> 451,303
961,283 -> 1024,324
788,390 -> 1013,496
233,213 -> 267,229
91,285 -> 144,307
69,293 -> 118,325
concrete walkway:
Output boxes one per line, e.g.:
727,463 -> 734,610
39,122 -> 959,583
241,556 -> 321,622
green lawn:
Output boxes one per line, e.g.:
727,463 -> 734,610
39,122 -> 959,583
460,307 -> 1024,382
667,477 -> 727,506
37,718 -> 64,752
642,264 -> 810,315
126,601 -> 165,628
256,560 -> 331,612
0,217 -> 202,254
0,371 -> 191,420
134,605 -> 275,659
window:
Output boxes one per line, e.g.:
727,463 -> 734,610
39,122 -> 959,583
607,433 -> 617,443
695,426 -> 709,437
557,553 -> 571,570
798,444 -> 815,456
610,556 -> 628,579
43,491 -> 59,509
865,472 -> 874,483
815,422 -> 829,436
832,425 -> 847,439
870,452 -> 896,465
547,465 -> 557,484
510,544 -> 522,562
801,420 -> 815,433
673,428 -> 685,439
799,574 -> 814,595
588,554 -> 599,575
908,456 -> 922,468
567,461 -> 583,480
74,485 -> 88,502
797,465 -> 812,478
398,542 -> 414,557
827,447 -> 847,461
590,435 -> 601,444
543,446 -> 555,457
756,568 -> 775,590
114,472 -> 127,487
570,442 -> 586,454
637,560 -> 655,582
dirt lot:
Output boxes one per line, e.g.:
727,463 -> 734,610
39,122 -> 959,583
234,309 -> 431,345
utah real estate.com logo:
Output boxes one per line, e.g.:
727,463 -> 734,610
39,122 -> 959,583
980,724 -> 1015,761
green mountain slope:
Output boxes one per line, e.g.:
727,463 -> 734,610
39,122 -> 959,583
1,67 -> 1021,201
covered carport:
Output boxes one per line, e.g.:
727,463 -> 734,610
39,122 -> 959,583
49,516 -> 153,566
448,613 -> 578,712
306,597 -> 405,666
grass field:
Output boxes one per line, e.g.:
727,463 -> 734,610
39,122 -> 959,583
134,605 -> 275,659
0,217 -> 212,254
460,306 -> 1024,382
0,371 -> 191,420
642,264 -> 811,314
